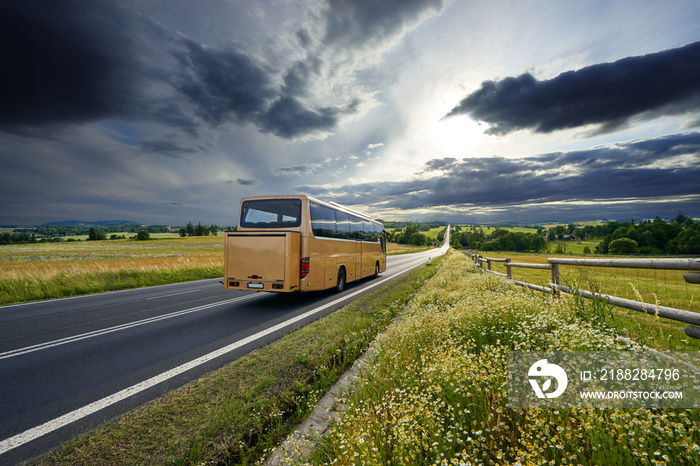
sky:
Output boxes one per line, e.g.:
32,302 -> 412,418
1,0 -> 700,226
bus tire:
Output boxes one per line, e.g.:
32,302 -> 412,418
374,261 -> 380,278
335,267 -> 346,293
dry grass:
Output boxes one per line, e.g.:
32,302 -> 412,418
0,237 -> 224,305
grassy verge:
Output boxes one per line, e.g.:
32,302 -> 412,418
312,250 -> 700,465
32,258 -> 443,465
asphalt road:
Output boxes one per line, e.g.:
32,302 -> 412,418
0,241 -> 448,465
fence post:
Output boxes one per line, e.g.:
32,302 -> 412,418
551,263 -> 560,297
505,258 -> 512,279
487,258 -> 492,271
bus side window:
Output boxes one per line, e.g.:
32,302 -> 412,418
336,211 -> 350,239
310,202 -> 337,238
350,215 -> 364,240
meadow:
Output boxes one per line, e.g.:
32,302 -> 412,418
310,251 -> 700,465
0,236 -> 224,305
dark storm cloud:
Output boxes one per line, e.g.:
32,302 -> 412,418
446,41 -> 700,136
0,0 -> 156,128
300,132 -> 700,216
0,0 -> 447,140
172,38 -> 277,128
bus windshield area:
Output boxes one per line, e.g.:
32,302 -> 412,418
240,199 -> 302,228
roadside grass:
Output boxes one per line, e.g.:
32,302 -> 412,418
311,251 -> 700,465
32,258 -> 443,465
0,237 -> 224,305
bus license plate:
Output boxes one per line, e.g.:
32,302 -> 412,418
247,283 -> 264,289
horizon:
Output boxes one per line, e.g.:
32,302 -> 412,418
2,1 -> 699,225
3,213 -> 697,230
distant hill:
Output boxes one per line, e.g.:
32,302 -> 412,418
41,220 -> 142,227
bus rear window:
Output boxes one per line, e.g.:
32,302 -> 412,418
240,199 -> 302,228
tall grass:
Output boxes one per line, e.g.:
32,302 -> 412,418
311,251 -> 700,465
0,237 -> 224,305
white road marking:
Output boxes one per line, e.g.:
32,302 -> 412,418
0,294 -> 260,361
145,289 -> 203,300
0,248 -> 446,456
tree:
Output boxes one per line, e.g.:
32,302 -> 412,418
530,235 -> 547,252
185,222 -> 195,236
408,232 -> 427,246
608,238 -> 638,254
88,227 -> 106,241
136,230 -> 150,241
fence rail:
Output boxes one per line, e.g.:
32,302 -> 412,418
465,251 -> 700,340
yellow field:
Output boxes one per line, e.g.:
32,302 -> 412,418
0,237 -> 224,305
1,236 -> 222,274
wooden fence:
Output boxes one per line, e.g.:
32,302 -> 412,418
465,252 -> 700,339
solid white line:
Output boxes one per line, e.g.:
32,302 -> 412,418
145,289 -> 203,300
0,254 -> 438,456
0,294 -> 261,361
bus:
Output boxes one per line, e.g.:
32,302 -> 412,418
224,195 -> 387,293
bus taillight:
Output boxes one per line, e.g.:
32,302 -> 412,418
300,257 -> 309,279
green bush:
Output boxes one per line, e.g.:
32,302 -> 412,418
608,237 -> 638,254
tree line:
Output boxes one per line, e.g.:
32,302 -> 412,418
178,222 -> 220,237
390,224 -> 446,247
593,213 -> 699,254
450,227 -> 547,252
28,224 -> 171,237
448,212 -> 699,255
0,222 -> 223,244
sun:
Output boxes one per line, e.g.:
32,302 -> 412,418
432,113 -> 485,158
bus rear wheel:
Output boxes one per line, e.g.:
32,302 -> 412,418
374,262 -> 380,278
335,267 -> 346,293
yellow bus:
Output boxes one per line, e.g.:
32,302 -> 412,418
224,195 -> 387,293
